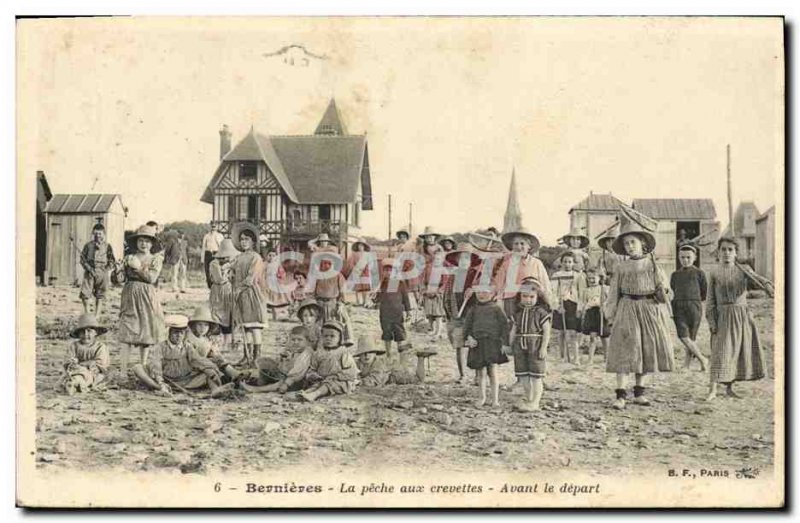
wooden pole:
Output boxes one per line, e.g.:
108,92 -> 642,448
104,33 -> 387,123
388,194 -> 392,240
409,203 -> 413,237
727,144 -> 735,236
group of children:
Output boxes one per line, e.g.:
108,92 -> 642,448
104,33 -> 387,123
61,213 -> 769,413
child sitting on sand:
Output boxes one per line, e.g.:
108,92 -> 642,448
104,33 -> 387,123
509,278 -> 552,411
296,298 -> 323,350
187,305 -> 240,383
132,314 -> 233,397
299,321 -> 359,402
61,313 -> 111,395
463,289 -> 510,408
354,336 -> 390,387
242,326 -> 315,394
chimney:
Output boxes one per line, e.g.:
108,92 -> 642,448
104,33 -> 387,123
219,124 -> 232,160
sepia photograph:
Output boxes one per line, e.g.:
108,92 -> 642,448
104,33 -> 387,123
15,15 -> 784,508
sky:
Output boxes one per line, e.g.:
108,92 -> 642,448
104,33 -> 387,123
18,17 -> 782,245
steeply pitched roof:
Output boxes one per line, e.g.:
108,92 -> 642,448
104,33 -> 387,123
570,193 -> 626,212
314,98 -> 348,136
44,194 -> 122,214
503,168 -> 522,233
632,198 -> 717,220
271,135 -> 368,205
201,132 -> 370,207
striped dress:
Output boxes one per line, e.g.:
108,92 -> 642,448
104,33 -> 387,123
603,256 -> 674,374
706,264 -> 766,383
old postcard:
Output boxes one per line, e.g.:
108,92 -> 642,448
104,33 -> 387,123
16,16 -> 784,508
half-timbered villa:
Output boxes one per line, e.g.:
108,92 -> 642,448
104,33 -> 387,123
200,99 -> 374,256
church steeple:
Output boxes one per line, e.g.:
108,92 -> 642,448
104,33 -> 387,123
314,98 -> 348,136
503,167 -> 523,233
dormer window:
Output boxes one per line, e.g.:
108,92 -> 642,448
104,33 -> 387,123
239,161 -> 257,182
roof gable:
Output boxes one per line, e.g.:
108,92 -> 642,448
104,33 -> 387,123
632,198 -> 717,220
45,194 -> 122,214
570,193 -> 626,212
271,135 -> 367,205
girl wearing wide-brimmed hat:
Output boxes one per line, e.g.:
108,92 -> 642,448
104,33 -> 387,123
603,206 -> 674,409
442,243 -> 482,384
188,305 -> 240,383
595,223 -> 624,285
704,237 -> 766,401
492,227 -> 552,322
229,221 -> 267,367
209,238 -> 239,353
118,224 -> 167,379
61,313 -> 111,394
555,226 -> 591,272
343,238 -> 375,308
417,226 -> 447,338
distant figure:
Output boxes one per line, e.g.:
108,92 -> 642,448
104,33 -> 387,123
201,222 -> 224,288
171,230 -> 188,294
79,223 -> 116,318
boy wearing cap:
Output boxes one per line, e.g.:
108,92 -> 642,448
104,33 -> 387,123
132,314 -> 232,397
61,313 -> 111,394
670,244 -> 709,371
242,326 -> 315,394
373,259 -> 412,358
299,321 -> 359,402
79,223 -> 116,318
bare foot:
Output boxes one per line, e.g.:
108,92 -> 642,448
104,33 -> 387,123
299,390 -> 314,402
705,392 -> 717,402
725,387 -> 741,399
490,401 -> 501,409
474,397 -> 486,408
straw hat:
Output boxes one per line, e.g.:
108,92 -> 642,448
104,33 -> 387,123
501,227 -> 540,252
165,314 -> 189,330
188,305 -> 221,334
313,233 -> 332,244
444,242 -> 482,267
230,221 -> 260,251
559,227 -> 590,249
395,229 -> 410,239
611,211 -> 657,256
598,223 -> 619,253
351,238 -> 371,252
417,226 -> 440,239
129,224 -> 162,253
678,242 -> 699,255
214,238 -> 240,259
437,235 -> 457,250
353,336 -> 386,357
70,313 -> 108,338
296,298 -> 322,319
